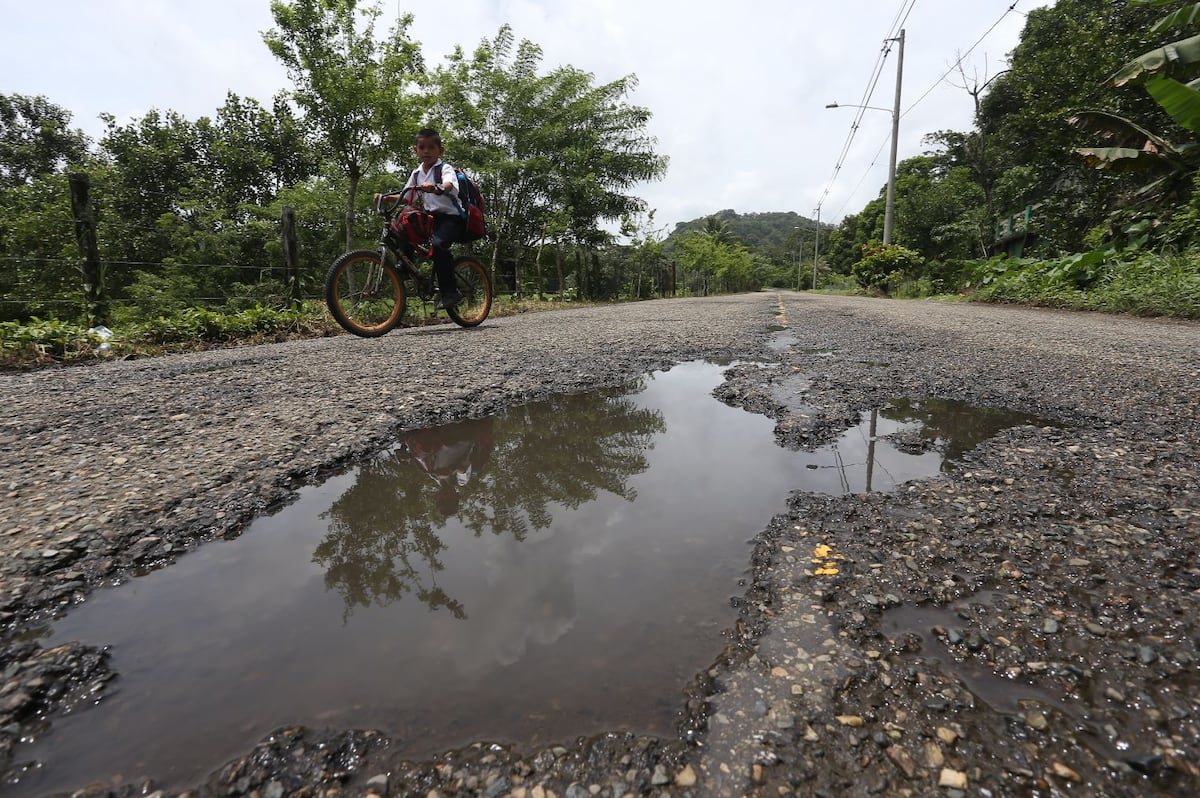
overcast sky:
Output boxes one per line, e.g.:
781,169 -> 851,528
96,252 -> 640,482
2,0 -> 1053,235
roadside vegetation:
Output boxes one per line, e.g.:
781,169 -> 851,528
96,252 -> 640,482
4,0 -> 1200,371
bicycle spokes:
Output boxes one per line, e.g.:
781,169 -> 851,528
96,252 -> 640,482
446,257 -> 492,328
325,250 -> 406,337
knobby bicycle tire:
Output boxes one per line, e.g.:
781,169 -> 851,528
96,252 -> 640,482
445,256 -> 493,328
324,249 -> 407,337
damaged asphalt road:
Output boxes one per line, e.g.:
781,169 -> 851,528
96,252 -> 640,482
1,293 -> 1197,797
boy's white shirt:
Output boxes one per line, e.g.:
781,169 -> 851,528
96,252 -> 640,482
406,159 -> 460,215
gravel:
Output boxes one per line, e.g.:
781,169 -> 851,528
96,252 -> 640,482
1,293 -> 1197,797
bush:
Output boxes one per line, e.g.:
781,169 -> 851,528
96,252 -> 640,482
0,317 -> 105,365
970,249 -> 1200,318
852,243 -> 925,293
0,303 -> 336,368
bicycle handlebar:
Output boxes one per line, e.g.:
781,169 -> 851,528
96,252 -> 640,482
373,184 -> 439,217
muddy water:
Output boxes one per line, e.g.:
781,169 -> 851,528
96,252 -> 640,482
11,362 -> 1018,796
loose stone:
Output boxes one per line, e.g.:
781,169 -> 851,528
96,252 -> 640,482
674,765 -> 698,787
1050,761 -> 1081,782
938,768 -> 968,789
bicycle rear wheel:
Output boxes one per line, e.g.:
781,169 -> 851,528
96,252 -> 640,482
325,249 -> 407,337
446,255 -> 492,328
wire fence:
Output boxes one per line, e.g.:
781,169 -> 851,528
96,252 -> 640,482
0,254 -> 319,321
2,177 -> 309,325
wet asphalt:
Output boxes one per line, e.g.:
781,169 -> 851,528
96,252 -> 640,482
1,293 -> 1197,797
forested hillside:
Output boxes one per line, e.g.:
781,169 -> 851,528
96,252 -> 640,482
668,210 -> 818,250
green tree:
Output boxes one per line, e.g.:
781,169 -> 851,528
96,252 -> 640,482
891,152 -> 987,262
620,208 -> 668,298
852,243 -> 924,293
0,94 -> 89,189
1069,0 -> 1200,245
94,109 -> 210,299
673,228 -> 754,295
205,92 -> 320,216
264,0 -> 425,251
426,25 -> 667,297
976,0 -> 1166,250
0,95 -> 89,321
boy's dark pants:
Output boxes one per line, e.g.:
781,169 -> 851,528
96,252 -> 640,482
431,213 -> 466,295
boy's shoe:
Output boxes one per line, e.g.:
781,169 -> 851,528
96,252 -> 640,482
435,291 -> 464,310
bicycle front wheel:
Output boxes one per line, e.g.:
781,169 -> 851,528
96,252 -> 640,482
325,249 -> 407,337
446,255 -> 492,328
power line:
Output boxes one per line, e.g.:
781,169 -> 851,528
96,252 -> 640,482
0,255 -> 288,271
900,1 -> 1022,119
816,0 -> 915,212
818,0 -> 1028,220
830,135 -> 891,221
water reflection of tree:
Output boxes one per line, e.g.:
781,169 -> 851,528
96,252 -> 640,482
881,398 -> 1044,466
314,389 -> 665,618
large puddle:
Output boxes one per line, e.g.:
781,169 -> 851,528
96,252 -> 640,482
8,362 -> 1038,795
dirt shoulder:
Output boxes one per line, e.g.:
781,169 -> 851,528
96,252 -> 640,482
2,294 -> 1197,797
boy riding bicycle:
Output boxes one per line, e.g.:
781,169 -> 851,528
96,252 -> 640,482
403,127 -> 466,309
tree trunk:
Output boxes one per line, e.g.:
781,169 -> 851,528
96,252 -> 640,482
488,228 -> 502,294
555,247 -> 564,300
282,206 -> 299,307
534,224 -> 546,301
69,172 -> 106,327
344,163 -> 361,253
514,244 -> 524,300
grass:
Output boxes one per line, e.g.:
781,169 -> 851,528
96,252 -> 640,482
970,250 -> 1200,319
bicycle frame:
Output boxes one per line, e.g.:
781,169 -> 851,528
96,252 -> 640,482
376,188 -> 441,304
325,186 -> 492,336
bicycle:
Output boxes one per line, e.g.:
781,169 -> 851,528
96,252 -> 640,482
324,186 -> 493,337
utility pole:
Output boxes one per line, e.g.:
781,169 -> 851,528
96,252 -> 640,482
793,225 -> 802,290
883,29 -> 905,245
812,205 -> 821,290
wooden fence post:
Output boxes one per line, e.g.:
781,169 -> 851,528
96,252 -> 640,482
69,172 -> 106,326
281,206 -> 299,307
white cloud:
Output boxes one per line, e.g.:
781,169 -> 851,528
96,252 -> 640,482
1,0 -> 1053,234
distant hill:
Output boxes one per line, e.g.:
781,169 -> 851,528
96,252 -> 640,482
667,209 -> 821,250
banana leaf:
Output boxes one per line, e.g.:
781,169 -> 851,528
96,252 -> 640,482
1068,109 -> 1182,152
1145,74 -> 1200,133
1110,33 -> 1200,86
1149,3 -> 1200,34
1073,146 -> 1184,174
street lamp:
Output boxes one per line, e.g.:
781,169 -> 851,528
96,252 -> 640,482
826,28 -> 905,244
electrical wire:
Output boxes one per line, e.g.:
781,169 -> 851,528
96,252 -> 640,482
816,0 -> 914,213
900,1 -> 1022,119
816,0 -> 907,211
0,255 -> 288,271
818,0 -> 1028,219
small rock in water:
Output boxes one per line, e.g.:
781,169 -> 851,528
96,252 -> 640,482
1050,761 -> 1081,782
